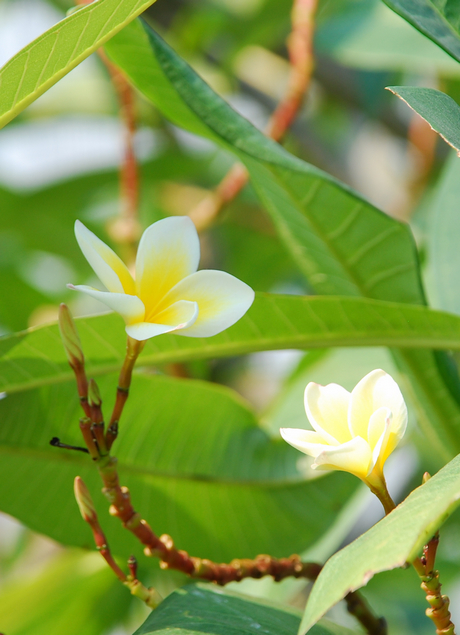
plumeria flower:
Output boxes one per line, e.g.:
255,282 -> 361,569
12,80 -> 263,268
280,370 -> 407,502
69,217 -> 255,341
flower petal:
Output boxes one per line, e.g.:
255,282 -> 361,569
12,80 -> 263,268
154,269 -> 255,338
304,382 -> 351,445
349,369 -> 407,441
280,428 -> 331,457
136,217 -> 200,317
125,300 -> 198,341
75,220 -> 135,295
68,284 -> 144,325
369,409 -> 392,474
312,436 -> 372,479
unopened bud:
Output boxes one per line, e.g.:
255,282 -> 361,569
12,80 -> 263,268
88,379 -> 102,408
58,304 -> 84,368
423,472 -> 432,484
74,476 -> 97,523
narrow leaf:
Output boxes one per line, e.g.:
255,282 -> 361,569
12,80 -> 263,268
0,0 -> 157,130
387,86 -> 460,153
301,453 -> 460,632
382,0 -> 460,63
5,294 -> 460,395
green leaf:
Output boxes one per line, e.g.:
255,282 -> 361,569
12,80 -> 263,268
387,86 -> 460,153
104,21 -> 460,463
316,1 -> 460,75
300,453 -> 460,633
0,550 -> 131,635
6,294 -> 460,395
427,152 -> 460,313
133,583 -> 358,635
0,373 -> 358,561
382,0 -> 460,63
0,0 -> 158,130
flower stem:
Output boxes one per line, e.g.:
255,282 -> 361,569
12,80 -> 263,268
106,336 -> 145,450
367,480 -> 396,516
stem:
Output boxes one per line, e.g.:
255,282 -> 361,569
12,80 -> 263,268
189,0 -> 318,231
74,476 -> 161,608
413,534 -> 456,634
367,480 -> 396,516
345,591 -> 387,635
106,337 -> 145,450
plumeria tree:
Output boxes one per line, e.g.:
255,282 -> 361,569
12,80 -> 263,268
2,0 -> 460,634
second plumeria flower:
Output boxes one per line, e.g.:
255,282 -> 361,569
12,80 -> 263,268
280,369 -> 407,512
69,217 -> 255,341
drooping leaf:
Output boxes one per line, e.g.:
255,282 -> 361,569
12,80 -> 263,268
300,453 -> 460,633
0,0 -> 158,130
382,0 -> 460,63
0,373 -> 358,561
104,20 -> 460,463
133,583 -> 358,635
387,86 -> 460,153
4,295 -> 460,399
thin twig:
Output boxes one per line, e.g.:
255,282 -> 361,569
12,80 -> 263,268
189,0 -> 318,231
74,477 -> 161,608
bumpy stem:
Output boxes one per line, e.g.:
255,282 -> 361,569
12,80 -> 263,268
74,477 -> 161,608
414,534 -> 456,634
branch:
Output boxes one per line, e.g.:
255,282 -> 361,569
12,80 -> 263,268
74,476 -> 161,609
189,0 -> 318,231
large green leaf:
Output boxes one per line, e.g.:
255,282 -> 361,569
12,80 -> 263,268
0,0 -> 157,130
300,453 -> 460,633
427,153 -> 460,313
0,550 -> 131,635
387,86 -> 460,153
5,294 -> 460,399
133,583 -> 358,635
382,0 -> 460,63
104,20 -> 460,463
0,373 -> 358,562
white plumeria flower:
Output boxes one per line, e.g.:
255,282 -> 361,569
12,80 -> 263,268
280,369 -> 407,492
69,217 -> 255,341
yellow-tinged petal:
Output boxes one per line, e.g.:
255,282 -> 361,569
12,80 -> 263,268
312,436 -> 372,479
136,217 -> 200,317
349,369 -> 407,440
155,270 -> 255,338
74,221 -> 135,295
304,382 -> 351,445
369,411 -> 392,474
68,285 -> 144,325
126,300 -> 198,341
280,428 -> 331,456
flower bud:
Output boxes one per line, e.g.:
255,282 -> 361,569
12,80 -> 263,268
74,476 -> 97,523
58,304 -> 84,368
88,378 -> 102,409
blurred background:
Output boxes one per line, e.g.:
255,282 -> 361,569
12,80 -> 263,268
1,0 -> 460,632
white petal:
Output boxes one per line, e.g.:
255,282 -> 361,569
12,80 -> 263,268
280,428 -> 331,457
69,284 -> 144,325
75,220 -> 135,295
349,369 -> 407,441
153,269 -> 254,338
304,382 -> 351,445
369,410 -> 392,473
154,300 -> 199,330
312,436 -> 372,479
136,217 -> 200,317
125,300 -> 198,341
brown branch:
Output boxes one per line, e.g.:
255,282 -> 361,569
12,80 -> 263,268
189,0 -> 318,231
74,477 -> 161,608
